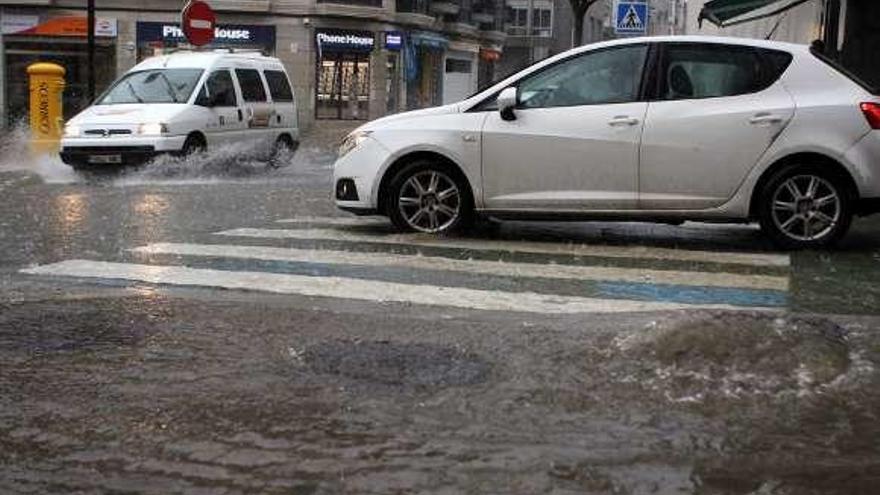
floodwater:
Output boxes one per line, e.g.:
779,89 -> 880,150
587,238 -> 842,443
3,121 -> 880,493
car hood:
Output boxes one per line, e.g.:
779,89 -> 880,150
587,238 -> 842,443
359,103 -> 462,131
68,104 -> 190,126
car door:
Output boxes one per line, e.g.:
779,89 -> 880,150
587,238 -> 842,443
480,44 -> 650,211
638,42 -> 795,209
194,69 -> 246,148
234,67 -> 273,153
263,68 -> 298,138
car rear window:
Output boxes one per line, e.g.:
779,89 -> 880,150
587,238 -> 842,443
757,48 -> 794,87
235,68 -> 267,102
264,70 -> 293,102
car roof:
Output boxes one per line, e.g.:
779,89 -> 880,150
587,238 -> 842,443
579,35 -> 809,55
132,51 -> 284,72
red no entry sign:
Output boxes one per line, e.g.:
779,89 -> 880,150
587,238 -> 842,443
181,0 -> 216,46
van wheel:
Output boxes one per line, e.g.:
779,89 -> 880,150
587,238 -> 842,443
179,134 -> 206,157
386,160 -> 474,234
757,164 -> 853,249
269,135 -> 298,168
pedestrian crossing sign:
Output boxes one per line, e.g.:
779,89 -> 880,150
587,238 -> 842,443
615,0 -> 648,35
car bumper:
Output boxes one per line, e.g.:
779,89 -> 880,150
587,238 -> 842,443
60,135 -> 187,166
332,137 -> 391,212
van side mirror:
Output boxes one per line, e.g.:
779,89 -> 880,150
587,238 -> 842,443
497,87 -> 518,121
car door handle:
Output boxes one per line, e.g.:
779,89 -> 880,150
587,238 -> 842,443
608,116 -> 640,126
749,113 -> 784,125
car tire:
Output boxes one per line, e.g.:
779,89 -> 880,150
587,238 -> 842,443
386,160 -> 474,234
179,134 -> 206,157
757,163 -> 854,249
269,135 -> 298,168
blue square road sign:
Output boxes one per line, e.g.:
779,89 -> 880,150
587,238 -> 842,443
615,0 -> 648,35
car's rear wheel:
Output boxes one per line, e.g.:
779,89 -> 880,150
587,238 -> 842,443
758,164 -> 853,249
386,160 -> 473,234
269,135 -> 298,168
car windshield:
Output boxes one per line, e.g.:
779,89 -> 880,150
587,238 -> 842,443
97,69 -> 204,105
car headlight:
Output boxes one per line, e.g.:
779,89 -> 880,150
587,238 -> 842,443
63,124 -> 80,138
338,130 -> 372,158
138,123 -> 168,136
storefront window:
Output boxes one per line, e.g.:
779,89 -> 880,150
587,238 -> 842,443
315,29 -> 374,120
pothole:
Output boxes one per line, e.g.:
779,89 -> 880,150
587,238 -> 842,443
303,340 -> 490,388
613,312 -> 851,401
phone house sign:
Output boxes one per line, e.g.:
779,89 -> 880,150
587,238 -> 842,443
163,24 -> 250,41
136,21 -> 276,49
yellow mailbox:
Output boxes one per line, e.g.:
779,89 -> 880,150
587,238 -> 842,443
27,62 -> 66,154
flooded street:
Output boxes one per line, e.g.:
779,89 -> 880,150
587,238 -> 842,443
3,123 -> 880,494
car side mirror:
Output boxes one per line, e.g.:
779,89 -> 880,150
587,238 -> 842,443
497,87 -> 518,121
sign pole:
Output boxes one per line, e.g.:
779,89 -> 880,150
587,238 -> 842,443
87,0 -> 95,102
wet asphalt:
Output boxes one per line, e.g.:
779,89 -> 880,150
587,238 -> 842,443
2,123 -> 880,494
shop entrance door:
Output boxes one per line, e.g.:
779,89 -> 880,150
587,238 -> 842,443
316,52 -> 370,120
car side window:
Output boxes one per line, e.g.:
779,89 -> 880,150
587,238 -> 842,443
235,68 -> 268,102
264,70 -> 293,102
660,44 -> 767,100
196,70 -> 237,107
517,45 -> 648,109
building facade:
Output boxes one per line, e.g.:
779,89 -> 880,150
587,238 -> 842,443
0,0 -> 506,129
497,0 -> 683,80
498,0 -> 613,78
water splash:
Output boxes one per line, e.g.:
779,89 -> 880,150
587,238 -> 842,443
0,122 -> 79,184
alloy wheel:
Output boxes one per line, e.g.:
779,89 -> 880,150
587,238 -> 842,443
397,170 -> 461,233
770,174 -> 841,242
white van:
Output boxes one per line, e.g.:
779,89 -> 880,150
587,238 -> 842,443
60,50 -> 298,168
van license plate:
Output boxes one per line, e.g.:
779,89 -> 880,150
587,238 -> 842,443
89,154 -> 122,164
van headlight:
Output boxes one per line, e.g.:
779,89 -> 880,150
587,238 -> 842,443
338,131 -> 372,158
63,124 -> 80,138
138,123 -> 169,136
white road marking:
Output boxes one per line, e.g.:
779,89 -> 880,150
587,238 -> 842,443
275,216 -> 388,226
216,228 -> 791,268
21,260 -> 774,314
132,242 -> 789,291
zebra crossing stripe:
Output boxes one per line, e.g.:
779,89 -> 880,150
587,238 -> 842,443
275,216 -> 388,226
20,260 -> 776,314
131,242 -> 788,291
215,228 -> 791,268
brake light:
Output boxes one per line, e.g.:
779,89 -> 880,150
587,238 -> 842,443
860,102 -> 880,129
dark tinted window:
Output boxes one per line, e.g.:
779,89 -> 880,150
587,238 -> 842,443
235,69 -> 267,102
446,59 -> 472,74
760,48 -> 794,85
517,45 -> 648,109
660,44 -> 767,100
196,70 -> 237,107
264,70 -> 293,102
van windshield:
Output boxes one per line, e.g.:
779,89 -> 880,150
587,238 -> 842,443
98,69 -> 204,105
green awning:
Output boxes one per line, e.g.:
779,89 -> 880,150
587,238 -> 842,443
699,0 -> 812,27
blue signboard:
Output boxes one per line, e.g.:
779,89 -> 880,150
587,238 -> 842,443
615,0 -> 648,35
385,31 -> 403,51
136,22 -> 276,49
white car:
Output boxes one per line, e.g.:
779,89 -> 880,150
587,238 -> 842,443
333,36 -> 880,249
61,50 -> 298,168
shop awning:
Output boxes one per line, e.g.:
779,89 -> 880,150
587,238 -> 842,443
699,0 -> 813,28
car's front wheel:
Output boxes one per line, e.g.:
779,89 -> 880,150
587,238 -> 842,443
758,164 -> 853,249
386,160 -> 473,234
